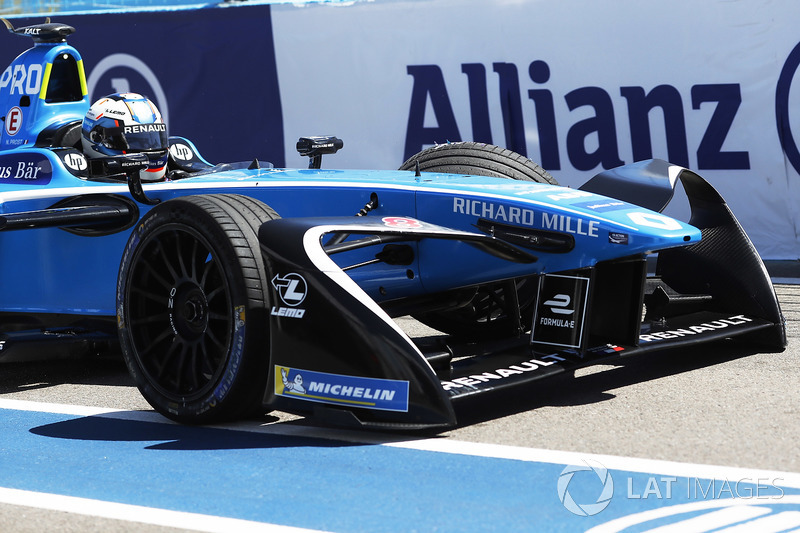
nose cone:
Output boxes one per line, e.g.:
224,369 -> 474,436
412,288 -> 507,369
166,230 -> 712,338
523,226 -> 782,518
542,187 -> 701,259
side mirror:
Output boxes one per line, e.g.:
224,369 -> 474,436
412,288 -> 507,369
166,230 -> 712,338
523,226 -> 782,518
89,153 -> 160,205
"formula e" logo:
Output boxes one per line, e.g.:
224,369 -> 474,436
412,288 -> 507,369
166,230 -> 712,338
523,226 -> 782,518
543,294 -> 574,315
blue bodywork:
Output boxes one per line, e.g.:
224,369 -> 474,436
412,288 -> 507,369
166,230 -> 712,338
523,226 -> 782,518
0,157 -> 702,314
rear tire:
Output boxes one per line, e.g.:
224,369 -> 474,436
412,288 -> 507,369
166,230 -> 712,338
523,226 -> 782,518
117,194 -> 279,423
400,142 -> 557,339
399,141 -> 558,184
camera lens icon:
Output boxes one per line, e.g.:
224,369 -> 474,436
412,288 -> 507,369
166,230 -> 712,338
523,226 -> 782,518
558,460 -> 614,516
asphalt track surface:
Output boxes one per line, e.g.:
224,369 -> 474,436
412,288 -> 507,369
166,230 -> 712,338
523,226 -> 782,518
0,283 -> 797,531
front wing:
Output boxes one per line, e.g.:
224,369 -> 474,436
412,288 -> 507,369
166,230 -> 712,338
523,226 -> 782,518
256,180 -> 785,429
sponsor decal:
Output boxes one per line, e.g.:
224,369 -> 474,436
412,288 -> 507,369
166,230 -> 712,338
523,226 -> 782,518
270,307 -> 305,318
271,272 -> 307,319
454,197 -> 536,225
544,293 -> 574,315
0,154 -> 52,184
574,199 -> 627,213
272,273 -> 307,306
453,198 -> 600,238
124,123 -> 166,135
4,107 -> 22,136
234,305 -> 245,331
440,354 -> 565,391
546,190 -> 595,202
213,305 -> 246,402
627,212 -> 683,231
169,143 -> 193,161
542,213 -> 599,237
0,63 -> 43,96
382,216 -> 422,228
274,365 -> 410,412
639,314 -> 753,343
62,152 -> 88,172
587,344 -> 625,355
608,232 -> 629,245
532,274 -> 590,349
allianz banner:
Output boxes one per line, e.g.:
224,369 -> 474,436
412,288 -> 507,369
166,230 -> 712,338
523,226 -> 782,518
2,5 -> 285,167
270,0 -> 800,260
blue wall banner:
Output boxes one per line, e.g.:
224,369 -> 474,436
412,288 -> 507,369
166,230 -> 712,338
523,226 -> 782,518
2,5 -> 285,167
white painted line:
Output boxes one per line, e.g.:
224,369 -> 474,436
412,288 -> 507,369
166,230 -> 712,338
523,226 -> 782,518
4,398 -> 799,491
0,487 -> 327,533
0,399 -> 121,418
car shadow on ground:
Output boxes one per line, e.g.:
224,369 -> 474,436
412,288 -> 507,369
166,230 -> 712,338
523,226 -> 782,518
0,356 -> 135,393
28,413 -> 362,451
449,338 -> 767,428
6,337 -> 780,451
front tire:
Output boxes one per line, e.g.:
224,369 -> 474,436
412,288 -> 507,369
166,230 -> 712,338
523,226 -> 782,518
117,194 -> 279,423
400,142 -> 558,339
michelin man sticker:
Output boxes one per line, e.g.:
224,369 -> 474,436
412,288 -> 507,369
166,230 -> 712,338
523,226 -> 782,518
281,368 -> 306,394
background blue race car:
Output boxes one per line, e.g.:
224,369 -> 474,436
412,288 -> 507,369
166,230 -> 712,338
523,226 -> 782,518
0,20 -> 785,430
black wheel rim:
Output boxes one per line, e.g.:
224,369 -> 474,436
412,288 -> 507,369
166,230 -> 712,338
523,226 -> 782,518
125,224 -> 233,401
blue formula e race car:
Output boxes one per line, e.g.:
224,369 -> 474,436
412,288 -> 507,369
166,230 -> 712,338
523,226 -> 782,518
0,20 -> 785,430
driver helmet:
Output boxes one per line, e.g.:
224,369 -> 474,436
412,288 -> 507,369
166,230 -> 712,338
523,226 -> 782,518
81,93 -> 169,181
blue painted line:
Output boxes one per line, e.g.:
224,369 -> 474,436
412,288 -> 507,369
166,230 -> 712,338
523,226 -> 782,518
1,406 -> 799,532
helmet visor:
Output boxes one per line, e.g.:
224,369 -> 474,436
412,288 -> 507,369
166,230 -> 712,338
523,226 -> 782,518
92,123 -> 168,152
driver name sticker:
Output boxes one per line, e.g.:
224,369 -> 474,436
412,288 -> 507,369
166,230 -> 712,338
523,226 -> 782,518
275,365 -> 410,412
